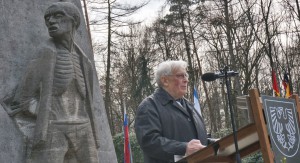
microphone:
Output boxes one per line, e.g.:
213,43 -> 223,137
201,71 -> 239,81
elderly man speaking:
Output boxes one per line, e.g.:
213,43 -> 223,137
135,60 -> 212,163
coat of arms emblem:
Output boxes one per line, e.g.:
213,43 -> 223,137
262,96 -> 300,162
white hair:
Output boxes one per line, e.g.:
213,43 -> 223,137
155,60 -> 188,87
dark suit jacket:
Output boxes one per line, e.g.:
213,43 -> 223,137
134,87 -> 208,163
16,39 -> 101,148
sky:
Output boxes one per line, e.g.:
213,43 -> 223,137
122,0 -> 167,25
89,0 -> 168,42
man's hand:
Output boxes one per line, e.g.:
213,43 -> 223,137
185,139 -> 206,156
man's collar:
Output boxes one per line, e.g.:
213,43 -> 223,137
154,87 -> 194,105
154,87 -> 176,105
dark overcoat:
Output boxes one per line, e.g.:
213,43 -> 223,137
134,87 -> 208,163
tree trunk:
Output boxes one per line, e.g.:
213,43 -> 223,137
105,0 -> 113,135
178,5 -> 194,99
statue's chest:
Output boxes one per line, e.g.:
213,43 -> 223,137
52,51 -> 86,96
53,52 -> 75,88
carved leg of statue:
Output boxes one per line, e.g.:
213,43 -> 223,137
30,124 -> 69,163
68,123 -> 98,163
29,122 -> 98,163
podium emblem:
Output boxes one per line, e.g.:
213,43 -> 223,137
262,96 -> 300,160
270,106 -> 298,154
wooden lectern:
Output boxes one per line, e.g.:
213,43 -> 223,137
177,88 -> 300,163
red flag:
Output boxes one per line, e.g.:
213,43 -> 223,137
272,69 -> 280,97
124,108 -> 132,163
282,73 -> 291,98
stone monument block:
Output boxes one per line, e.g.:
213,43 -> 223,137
0,0 -> 117,163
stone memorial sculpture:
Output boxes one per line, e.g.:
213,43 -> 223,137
0,1 -> 116,163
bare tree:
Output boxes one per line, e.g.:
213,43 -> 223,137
87,0 -> 148,134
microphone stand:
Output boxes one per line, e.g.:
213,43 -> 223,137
222,66 -> 241,163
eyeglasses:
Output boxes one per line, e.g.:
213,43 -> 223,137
167,73 -> 189,79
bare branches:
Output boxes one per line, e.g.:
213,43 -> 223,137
87,0 -> 300,140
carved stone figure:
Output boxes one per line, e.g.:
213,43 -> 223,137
3,2 -> 101,163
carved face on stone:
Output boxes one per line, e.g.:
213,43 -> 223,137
44,2 -> 80,38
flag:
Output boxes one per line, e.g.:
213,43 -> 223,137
193,87 -> 202,116
272,69 -> 280,97
282,73 -> 291,98
124,108 -> 132,163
